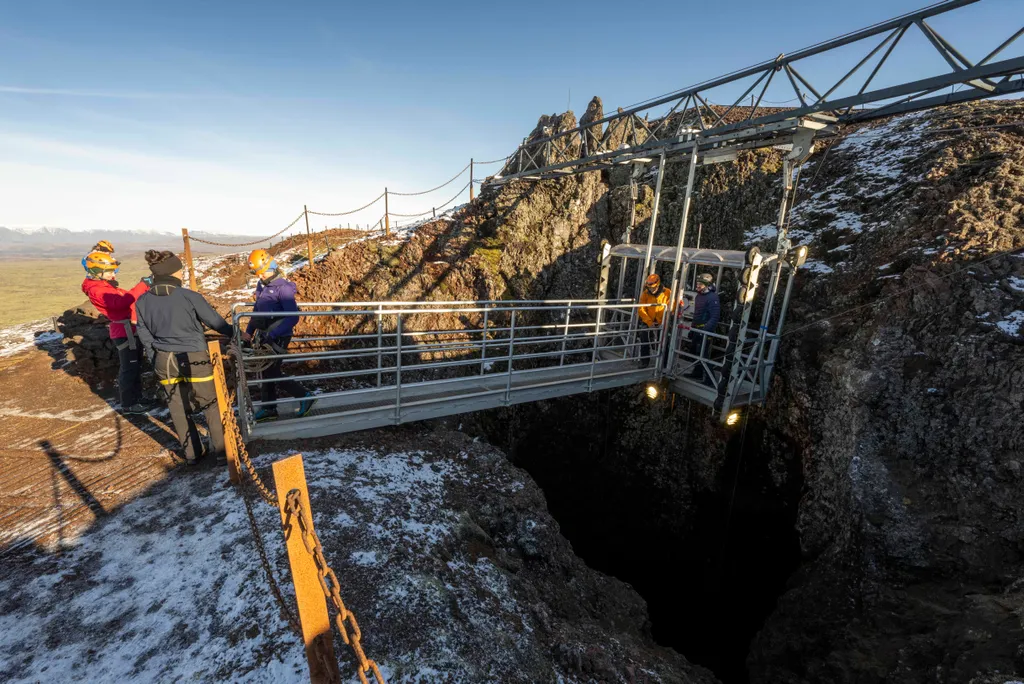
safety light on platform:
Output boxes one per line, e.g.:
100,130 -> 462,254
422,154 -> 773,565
726,410 -> 741,427
646,384 -> 660,400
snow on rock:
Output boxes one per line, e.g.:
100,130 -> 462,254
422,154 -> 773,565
0,319 -> 62,358
0,437 -> 712,683
995,311 -> 1024,337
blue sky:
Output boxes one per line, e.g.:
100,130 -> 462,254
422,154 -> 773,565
0,0 -> 1019,235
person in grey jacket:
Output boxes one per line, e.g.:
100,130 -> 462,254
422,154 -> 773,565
135,250 -> 232,464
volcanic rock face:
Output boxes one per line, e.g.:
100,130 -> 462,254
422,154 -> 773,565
57,301 -> 118,380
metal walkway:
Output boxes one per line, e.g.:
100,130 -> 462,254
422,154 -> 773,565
235,300 -> 660,441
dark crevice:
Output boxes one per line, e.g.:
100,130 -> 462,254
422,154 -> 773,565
480,393 -> 803,684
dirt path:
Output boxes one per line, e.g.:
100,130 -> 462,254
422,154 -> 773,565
0,338 -> 181,555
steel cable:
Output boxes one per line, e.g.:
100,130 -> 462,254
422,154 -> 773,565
388,180 -> 471,217
389,163 -> 470,196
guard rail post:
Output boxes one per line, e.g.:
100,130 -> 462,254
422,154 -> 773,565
181,228 -> 198,290
208,338 -> 241,484
272,454 -> 342,684
303,205 -> 314,268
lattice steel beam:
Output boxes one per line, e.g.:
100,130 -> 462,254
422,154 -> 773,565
487,0 -> 1023,185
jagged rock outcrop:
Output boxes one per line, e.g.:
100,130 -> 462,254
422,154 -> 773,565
57,301 -> 118,380
283,100 -> 1022,682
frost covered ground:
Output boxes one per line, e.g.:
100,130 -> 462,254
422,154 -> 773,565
0,439 -> 709,683
0,319 -> 61,358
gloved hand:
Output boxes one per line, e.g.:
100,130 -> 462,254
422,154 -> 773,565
142,276 -> 154,286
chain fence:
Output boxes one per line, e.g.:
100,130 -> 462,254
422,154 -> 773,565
389,162 -> 469,196
190,211 -> 307,247
389,180 -> 472,218
219,382 -> 387,683
284,489 -> 386,684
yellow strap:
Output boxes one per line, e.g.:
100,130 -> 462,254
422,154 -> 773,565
159,374 -> 215,385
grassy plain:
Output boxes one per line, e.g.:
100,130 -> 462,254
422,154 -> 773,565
0,256 -> 150,327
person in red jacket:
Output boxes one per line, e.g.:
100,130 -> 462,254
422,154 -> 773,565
80,250 -> 152,414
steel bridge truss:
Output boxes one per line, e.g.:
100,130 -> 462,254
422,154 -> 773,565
486,0 -> 1023,185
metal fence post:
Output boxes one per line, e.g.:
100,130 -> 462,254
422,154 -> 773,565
376,306 -> 383,388
480,308 -> 488,375
504,311 -> 516,403
469,158 -> 474,202
207,339 -> 240,484
559,302 -> 572,366
272,454 -> 342,684
303,205 -> 315,267
181,228 -> 198,290
384,188 -> 391,239
394,314 -> 402,421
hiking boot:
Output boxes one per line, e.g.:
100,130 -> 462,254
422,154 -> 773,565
297,394 -> 316,418
123,403 -> 151,415
254,408 -> 279,423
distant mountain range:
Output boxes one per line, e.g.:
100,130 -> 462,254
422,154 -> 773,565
1,227 -> 268,258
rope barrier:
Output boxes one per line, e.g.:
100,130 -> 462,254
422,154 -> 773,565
190,211 -> 306,247
307,191 -> 386,218
475,155 -> 509,165
389,162 -> 470,196
388,180 -> 471,218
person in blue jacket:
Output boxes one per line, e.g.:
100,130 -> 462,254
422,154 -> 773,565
687,272 -> 721,383
242,249 -> 315,422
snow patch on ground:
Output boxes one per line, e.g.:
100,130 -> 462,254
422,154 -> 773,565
0,320 -> 62,358
995,311 -> 1024,336
0,446 -> 544,682
803,260 -> 834,275
1007,276 -> 1024,292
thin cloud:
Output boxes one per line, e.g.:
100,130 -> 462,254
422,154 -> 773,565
0,85 -> 194,99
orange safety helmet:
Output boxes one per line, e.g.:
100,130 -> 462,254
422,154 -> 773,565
247,249 -> 277,277
92,240 -> 115,254
83,250 -> 120,277
645,273 -> 661,288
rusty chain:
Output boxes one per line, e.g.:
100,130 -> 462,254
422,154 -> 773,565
389,162 -> 469,196
284,489 -> 386,684
388,180 -> 471,218
189,210 -> 307,247
221,390 -> 279,507
241,481 -> 302,637
307,192 -> 386,218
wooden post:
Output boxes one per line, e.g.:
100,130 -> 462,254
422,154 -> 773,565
432,207 -> 436,218
469,158 -> 474,202
273,455 -> 342,684
383,188 -> 390,238
303,205 -> 314,267
181,228 -> 198,290
324,235 -> 331,253
207,339 -> 240,484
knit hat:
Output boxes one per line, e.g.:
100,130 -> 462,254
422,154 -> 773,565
149,254 -> 183,276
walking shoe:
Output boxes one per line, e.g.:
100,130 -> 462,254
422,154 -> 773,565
123,403 -> 151,415
297,394 -> 316,418
254,408 -> 279,422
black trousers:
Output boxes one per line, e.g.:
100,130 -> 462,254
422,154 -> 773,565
116,342 -> 144,407
639,326 -> 662,367
154,350 -> 225,462
260,336 -> 307,412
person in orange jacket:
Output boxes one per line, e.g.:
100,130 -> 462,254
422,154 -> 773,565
80,250 -> 152,414
638,273 -> 670,368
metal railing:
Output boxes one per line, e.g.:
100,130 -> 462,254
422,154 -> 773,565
232,299 -> 660,433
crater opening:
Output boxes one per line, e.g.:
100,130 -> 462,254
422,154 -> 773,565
481,392 -> 804,683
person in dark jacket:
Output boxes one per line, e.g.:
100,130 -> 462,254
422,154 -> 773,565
135,250 -> 233,464
242,249 -> 314,422
687,272 -> 721,383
